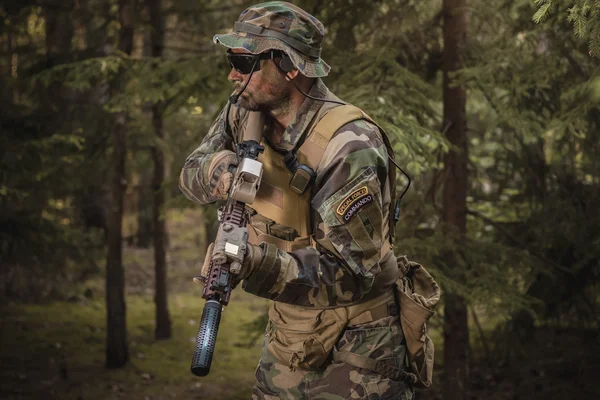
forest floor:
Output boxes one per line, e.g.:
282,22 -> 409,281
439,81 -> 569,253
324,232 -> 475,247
1,209 -> 271,400
1,209 -> 599,399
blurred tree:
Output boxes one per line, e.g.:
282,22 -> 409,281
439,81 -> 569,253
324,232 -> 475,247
454,0 -> 600,395
147,0 -> 172,340
0,0 -> 105,299
442,1 -> 470,398
1,0 -> 599,396
534,0 -> 600,57
105,0 -> 134,369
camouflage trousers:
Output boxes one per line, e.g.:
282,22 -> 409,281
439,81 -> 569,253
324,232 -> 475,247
251,314 -> 414,400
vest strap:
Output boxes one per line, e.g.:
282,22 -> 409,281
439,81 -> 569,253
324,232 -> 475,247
347,298 -> 396,326
298,104 -> 369,172
255,233 -> 313,253
346,289 -> 395,322
296,104 -> 398,242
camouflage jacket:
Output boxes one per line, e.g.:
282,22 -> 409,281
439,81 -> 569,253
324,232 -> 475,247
180,79 -> 393,308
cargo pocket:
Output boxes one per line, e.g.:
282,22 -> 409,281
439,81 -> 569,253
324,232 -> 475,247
266,302 -> 347,371
335,323 -> 413,398
362,374 -> 413,400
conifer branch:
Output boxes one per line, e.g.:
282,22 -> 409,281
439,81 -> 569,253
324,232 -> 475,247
466,208 -> 572,274
471,307 -> 493,368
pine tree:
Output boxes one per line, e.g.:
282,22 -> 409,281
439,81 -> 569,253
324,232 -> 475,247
105,0 -> 134,369
147,0 -> 172,340
534,0 -> 600,57
442,1 -> 470,398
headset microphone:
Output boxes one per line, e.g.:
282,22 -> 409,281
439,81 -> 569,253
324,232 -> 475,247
272,53 -> 346,106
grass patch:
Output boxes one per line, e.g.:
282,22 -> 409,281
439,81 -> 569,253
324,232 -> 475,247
1,290 -> 269,400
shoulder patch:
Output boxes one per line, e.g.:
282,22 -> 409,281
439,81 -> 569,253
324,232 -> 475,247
336,186 -> 374,221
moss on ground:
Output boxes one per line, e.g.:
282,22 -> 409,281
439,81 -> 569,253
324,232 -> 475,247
1,290 -> 269,400
0,208 -> 273,399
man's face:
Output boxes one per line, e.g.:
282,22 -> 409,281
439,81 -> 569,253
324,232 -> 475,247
227,49 -> 291,112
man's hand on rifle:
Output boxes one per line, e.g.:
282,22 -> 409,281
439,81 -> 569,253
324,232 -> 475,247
199,241 -> 263,282
207,150 -> 238,200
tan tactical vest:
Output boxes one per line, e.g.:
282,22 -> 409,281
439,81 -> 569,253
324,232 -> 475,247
245,96 -> 398,299
231,100 -> 441,381
239,97 -> 403,372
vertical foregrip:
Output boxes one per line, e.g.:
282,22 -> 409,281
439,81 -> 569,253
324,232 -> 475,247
190,299 -> 222,376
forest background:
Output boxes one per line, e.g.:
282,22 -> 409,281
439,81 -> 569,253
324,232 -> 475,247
1,0 -> 599,399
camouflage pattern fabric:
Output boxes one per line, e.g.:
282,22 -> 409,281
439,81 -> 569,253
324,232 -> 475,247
179,78 -> 329,203
252,315 -> 413,400
213,1 -> 330,77
179,106 -> 234,204
180,79 -> 394,308
179,79 -> 414,399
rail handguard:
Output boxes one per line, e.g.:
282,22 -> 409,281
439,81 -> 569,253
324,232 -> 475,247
190,112 -> 265,377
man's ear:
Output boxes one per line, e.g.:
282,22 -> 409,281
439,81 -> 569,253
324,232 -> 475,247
285,69 -> 300,81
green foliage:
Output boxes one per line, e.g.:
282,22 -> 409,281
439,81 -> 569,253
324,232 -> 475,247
532,0 -> 557,23
1,0 -> 598,362
455,0 -> 600,324
534,0 -> 600,56
0,100 -> 104,298
0,2 -> 599,399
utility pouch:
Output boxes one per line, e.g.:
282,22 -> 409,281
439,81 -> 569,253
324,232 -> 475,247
266,302 -> 347,371
289,165 -> 315,195
395,256 -> 441,389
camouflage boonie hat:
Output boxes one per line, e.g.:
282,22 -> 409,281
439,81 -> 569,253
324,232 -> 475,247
213,1 -> 330,78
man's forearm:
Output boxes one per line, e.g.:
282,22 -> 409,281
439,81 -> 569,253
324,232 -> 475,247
242,242 -> 377,308
179,107 -> 233,204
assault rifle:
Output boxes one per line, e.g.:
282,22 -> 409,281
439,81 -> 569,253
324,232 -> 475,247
190,112 -> 265,377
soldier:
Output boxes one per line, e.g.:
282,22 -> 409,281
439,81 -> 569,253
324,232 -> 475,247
180,2 -> 415,399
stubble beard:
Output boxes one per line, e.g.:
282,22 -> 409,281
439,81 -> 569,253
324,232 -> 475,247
235,75 -> 293,117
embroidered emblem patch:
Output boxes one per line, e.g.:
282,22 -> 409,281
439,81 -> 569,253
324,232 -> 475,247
336,186 -> 373,221
337,186 -> 369,215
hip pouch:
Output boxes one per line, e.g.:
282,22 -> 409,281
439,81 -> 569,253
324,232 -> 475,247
265,292 -> 396,372
395,256 -> 441,388
266,302 -> 347,371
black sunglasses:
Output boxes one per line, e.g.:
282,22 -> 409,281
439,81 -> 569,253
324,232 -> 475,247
227,50 -> 283,74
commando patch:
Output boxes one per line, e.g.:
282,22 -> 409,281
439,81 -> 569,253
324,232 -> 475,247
336,186 -> 373,221
337,186 -> 369,215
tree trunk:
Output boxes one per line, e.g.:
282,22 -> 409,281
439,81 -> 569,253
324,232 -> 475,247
137,167 -> 154,248
106,113 -> 129,368
152,105 -> 171,340
148,0 -> 171,340
43,0 -> 74,122
136,16 -> 154,249
526,138 -> 547,201
45,0 -> 74,67
105,0 -> 134,369
74,0 -> 111,241
442,0 -> 470,399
